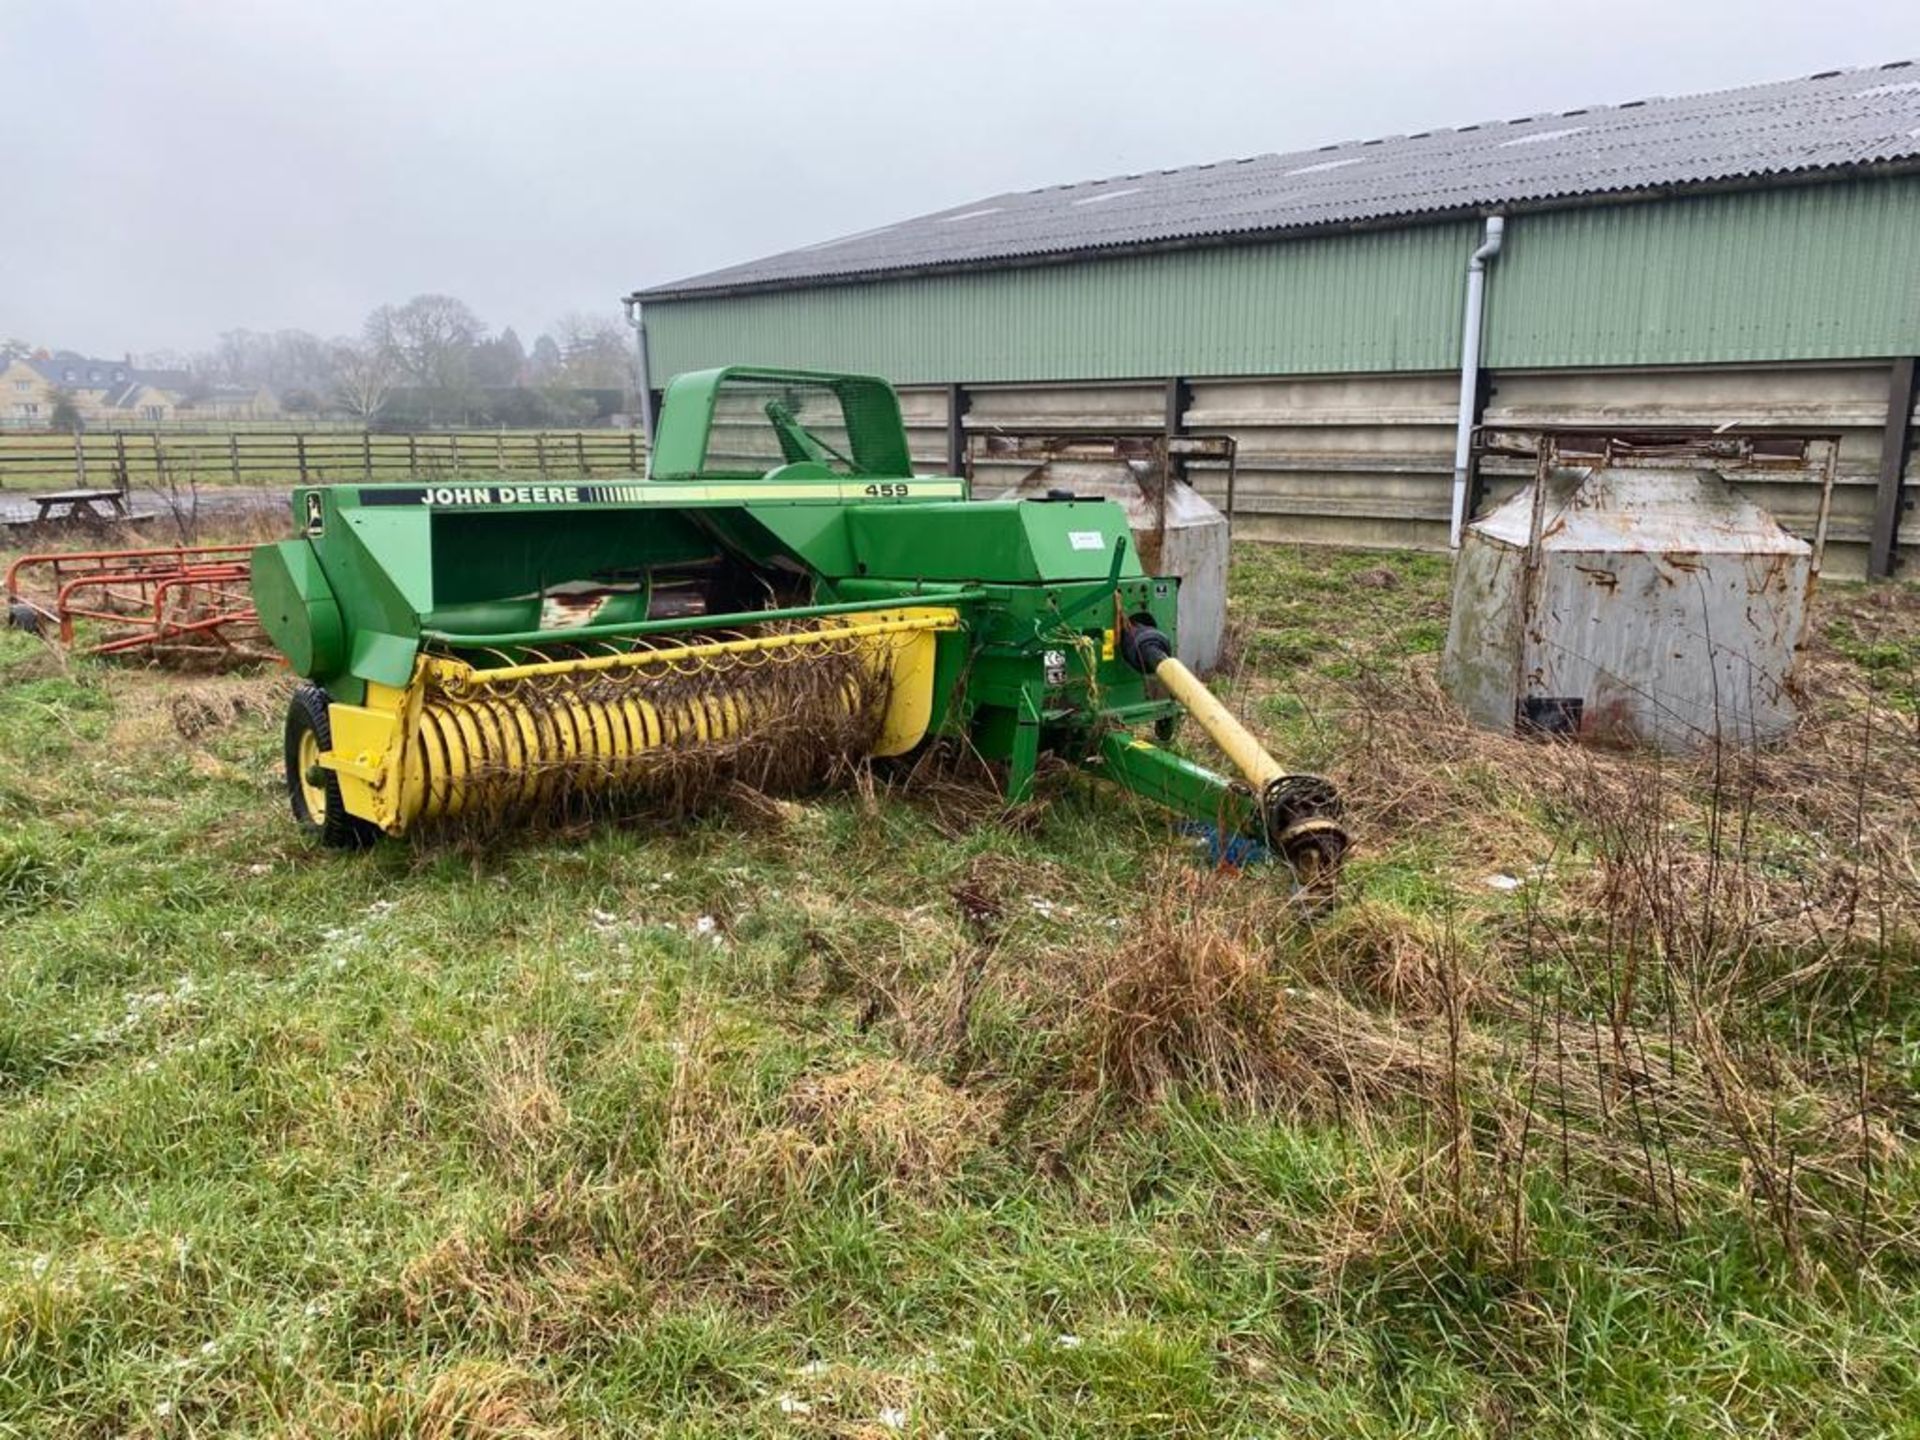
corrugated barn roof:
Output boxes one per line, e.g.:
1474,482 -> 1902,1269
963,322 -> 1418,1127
638,61 -> 1920,301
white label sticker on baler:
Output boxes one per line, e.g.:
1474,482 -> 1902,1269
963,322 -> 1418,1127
1068,530 -> 1105,551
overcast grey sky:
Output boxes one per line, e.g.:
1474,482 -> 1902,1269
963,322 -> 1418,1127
5,0 -> 1913,357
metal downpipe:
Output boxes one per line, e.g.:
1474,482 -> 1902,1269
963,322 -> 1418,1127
1448,215 -> 1505,550
621,297 -> 656,468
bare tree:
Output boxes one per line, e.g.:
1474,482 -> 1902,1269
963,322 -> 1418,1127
212,329 -> 252,384
133,347 -> 192,373
268,330 -> 333,392
200,329 -> 335,392
364,294 -> 486,390
550,312 -> 633,389
330,341 -> 395,423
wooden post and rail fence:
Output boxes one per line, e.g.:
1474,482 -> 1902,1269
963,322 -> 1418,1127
0,427 -> 649,494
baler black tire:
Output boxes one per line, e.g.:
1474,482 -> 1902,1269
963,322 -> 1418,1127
285,683 -> 380,850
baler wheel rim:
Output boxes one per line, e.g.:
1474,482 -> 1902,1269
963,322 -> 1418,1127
296,727 -> 328,821
284,684 -> 380,850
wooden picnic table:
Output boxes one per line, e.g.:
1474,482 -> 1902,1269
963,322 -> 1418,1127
28,488 -> 131,523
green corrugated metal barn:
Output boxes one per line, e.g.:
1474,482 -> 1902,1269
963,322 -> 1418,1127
634,63 -> 1920,576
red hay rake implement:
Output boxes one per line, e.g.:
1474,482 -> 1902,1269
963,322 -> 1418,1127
5,543 -> 267,662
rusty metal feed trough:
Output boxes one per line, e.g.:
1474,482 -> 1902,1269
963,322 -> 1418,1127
1443,429 -> 1837,750
6,543 -> 264,660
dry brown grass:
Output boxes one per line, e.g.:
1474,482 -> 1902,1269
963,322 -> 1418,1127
395,1178 -> 636,1352
1327,665 -> 1637,868
0,503 -> 290,566
313,1359 -> 563,1440
892,738 -> 1065,839
784,1057 -> 994,1193
393,1016 -> 996,1346
474,1031 -> 571,1177
1191,573 -> 1920,1272
1321,623 -> 1920,936
1057,865 -> 1455,1116
651,1027 -> 991,1213
165,674 -> 294,740
1026,657 -> 1920,1270
1303,897 -> 1493,1016
1069,866 -> 1294,1108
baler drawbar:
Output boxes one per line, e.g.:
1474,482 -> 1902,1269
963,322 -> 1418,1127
252,367 -> 1346,887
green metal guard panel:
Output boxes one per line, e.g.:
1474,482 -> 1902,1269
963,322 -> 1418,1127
652,366 -> 914,478
847,500 -> 1141,583
251,540 -> 343,679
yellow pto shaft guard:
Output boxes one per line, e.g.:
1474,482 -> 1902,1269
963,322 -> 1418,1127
1148,652 -> 1285,792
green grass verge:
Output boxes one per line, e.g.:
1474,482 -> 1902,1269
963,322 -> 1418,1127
0,545 -> 1917,1437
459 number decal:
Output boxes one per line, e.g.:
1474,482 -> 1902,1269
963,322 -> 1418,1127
862,482 -> 911,498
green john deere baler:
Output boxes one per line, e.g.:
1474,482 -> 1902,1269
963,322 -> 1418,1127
251,367 -> 1346,884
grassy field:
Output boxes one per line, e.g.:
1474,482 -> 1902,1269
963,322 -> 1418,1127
2,534 -> 1918,1437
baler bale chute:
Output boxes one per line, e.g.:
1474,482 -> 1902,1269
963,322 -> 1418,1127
251,367 -> 1347,886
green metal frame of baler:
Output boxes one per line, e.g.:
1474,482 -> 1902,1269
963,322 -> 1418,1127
251,365 -> 1347,885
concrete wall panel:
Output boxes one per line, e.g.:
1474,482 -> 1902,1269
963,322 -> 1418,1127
893,361 -> 1915,579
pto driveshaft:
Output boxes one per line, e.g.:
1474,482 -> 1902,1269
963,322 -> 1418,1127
1119,621 -> 1348,884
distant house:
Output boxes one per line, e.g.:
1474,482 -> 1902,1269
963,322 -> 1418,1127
0,352 -> 189,427
179,384 -> 283,422
0,357 -> 53,426
95,381 -> 178,424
